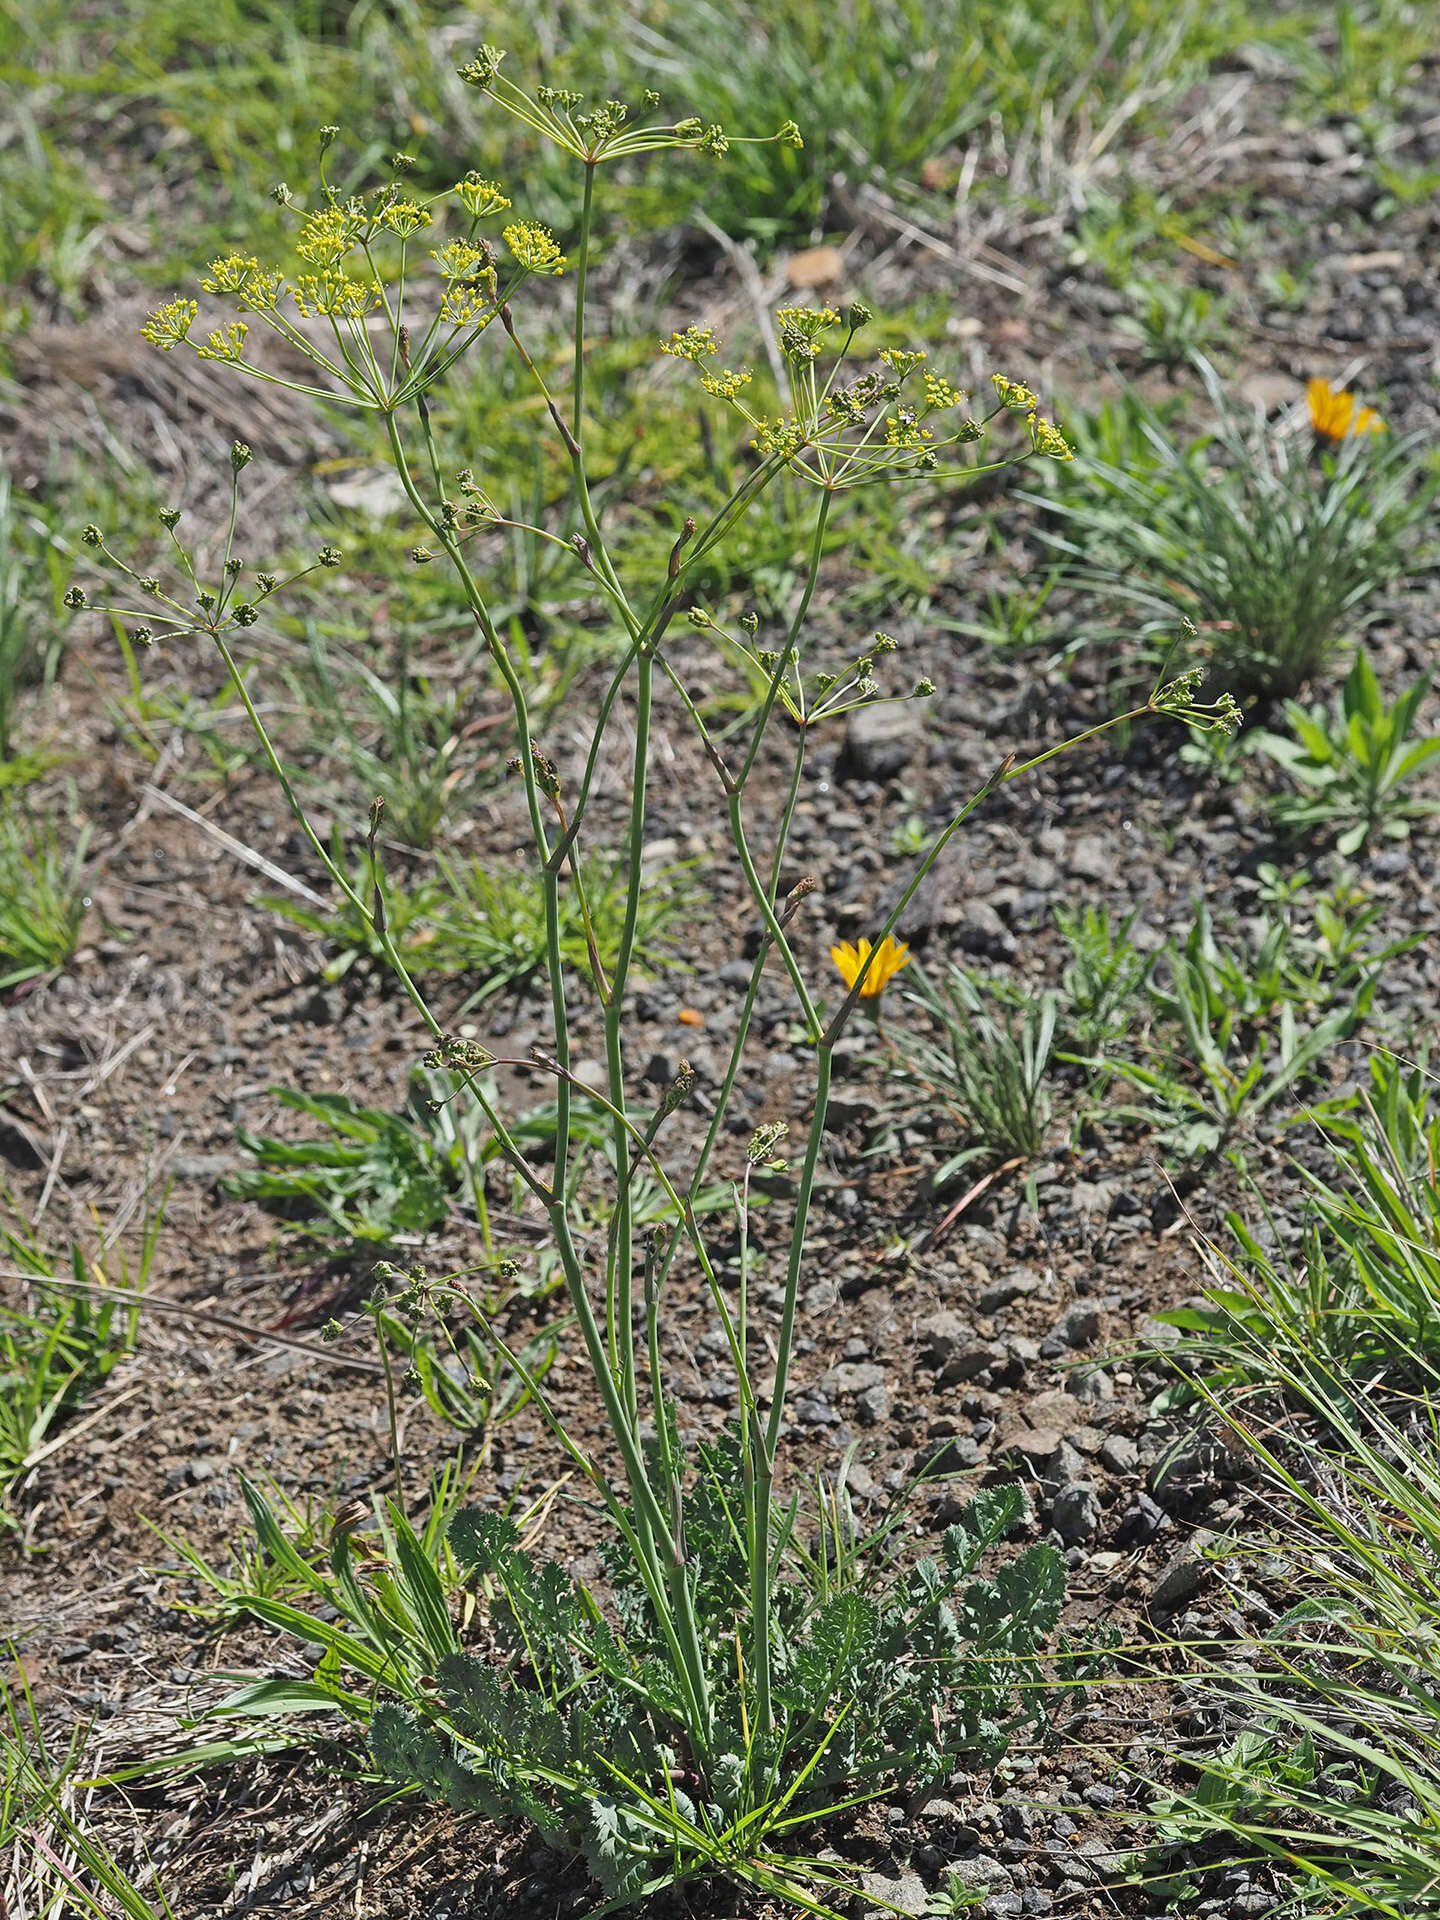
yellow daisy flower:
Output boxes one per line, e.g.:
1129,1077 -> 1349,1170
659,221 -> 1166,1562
1307,377 -> 1385,444
830,934 -> 912,998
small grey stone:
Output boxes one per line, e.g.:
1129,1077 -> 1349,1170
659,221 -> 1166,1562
1069,1364 -> 1114,1402
718,960 -> 753,988
979,1270 -> 1042,1313
824,1362 -> 886,1397
957,899 -> 1016,958
1152,1529 -> 1221,1609
1048,1302 -> 1101,1349
845,703 -> 917,780
1004,1426 -> 1064,1463
1050,1482 -> 1103,1544
926,1434 -> 983,1474
946,1855 -> 1015,1896
858,1869 -> 928,1918
919,1797 -> 962,1827
917,1308 -> 975,1370
1099,1434 -> 1139,1474
1117,1492 -> 1170,1544
1067,834 -> 1110,881
1137,1313 -> 1183,1352
855,1383 -> 892,1427
796,1393 -> 837,1427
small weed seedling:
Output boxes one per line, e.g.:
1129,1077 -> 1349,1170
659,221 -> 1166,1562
227,1080 -> 483,1252
1251,645 -> 1440,854
1097,895 -> 1383,1157
1115,276 -> 1234,371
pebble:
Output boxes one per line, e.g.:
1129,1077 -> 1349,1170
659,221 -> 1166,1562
1151,1528 -> 1221,1609
946,1854 -> 1015,1895
858,1869 -> 928,1918
1047,1302 -> 1101,1348
1117,1492 -> 1170,1544
1099,1434 -> 1139,1474
824,1362 -> 886,1397
1050,1482 -> 1103,1544
855,1383 -> 892,1426
1066,835 -> 1110,881
844,704 -> 917,780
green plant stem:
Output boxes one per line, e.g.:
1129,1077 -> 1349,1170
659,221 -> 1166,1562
606,646 -> 653,1422
381,407 -> 575,1202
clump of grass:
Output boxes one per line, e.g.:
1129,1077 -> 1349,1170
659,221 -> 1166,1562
0,472 -> 67,765
1136,1078 -> 1440,1912
0,1197 -> 163,1532
890,963 -> 1059,1183
0,812 -> 90,991
1032,361 -> 1436,702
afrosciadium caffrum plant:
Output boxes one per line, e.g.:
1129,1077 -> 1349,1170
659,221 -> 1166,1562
69,51 -> 1238,1911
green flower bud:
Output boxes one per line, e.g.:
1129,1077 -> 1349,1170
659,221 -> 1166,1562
63,585 -> 87,608
81,524 -> 102,547
231,440 -> 252,472
159,508 -> 182,530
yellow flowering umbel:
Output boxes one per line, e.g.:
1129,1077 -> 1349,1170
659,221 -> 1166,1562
503,222 -> 566,274
454,173 -> 511,219
830,935 -> 912,999
140,299 -> 198,350
1307,377 -> 1385,444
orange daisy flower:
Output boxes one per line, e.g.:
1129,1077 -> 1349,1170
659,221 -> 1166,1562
1307,376 -> 1385,444
830,934 -> 912,999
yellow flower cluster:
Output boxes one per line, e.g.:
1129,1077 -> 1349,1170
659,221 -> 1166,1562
503,222 -> 565,274
752,416 -> 806,458
296,207 -> 362,265
923,373 -> 964,410
662,325 -> 719,361
203,256 -> 285,311
700,366 -> 751,399
431,241 -> 488,281
292,271 -> 380,319
377,199 -> 432,238
196,321 -> 250,363
992,374 -> 1072,461
441,285 -> 495,327
140,299 -> 197,350
776,306 -> 838,360
454,174 -> 512,219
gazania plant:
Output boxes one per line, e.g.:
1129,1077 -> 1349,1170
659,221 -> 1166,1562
73,53 -> 1238,1911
